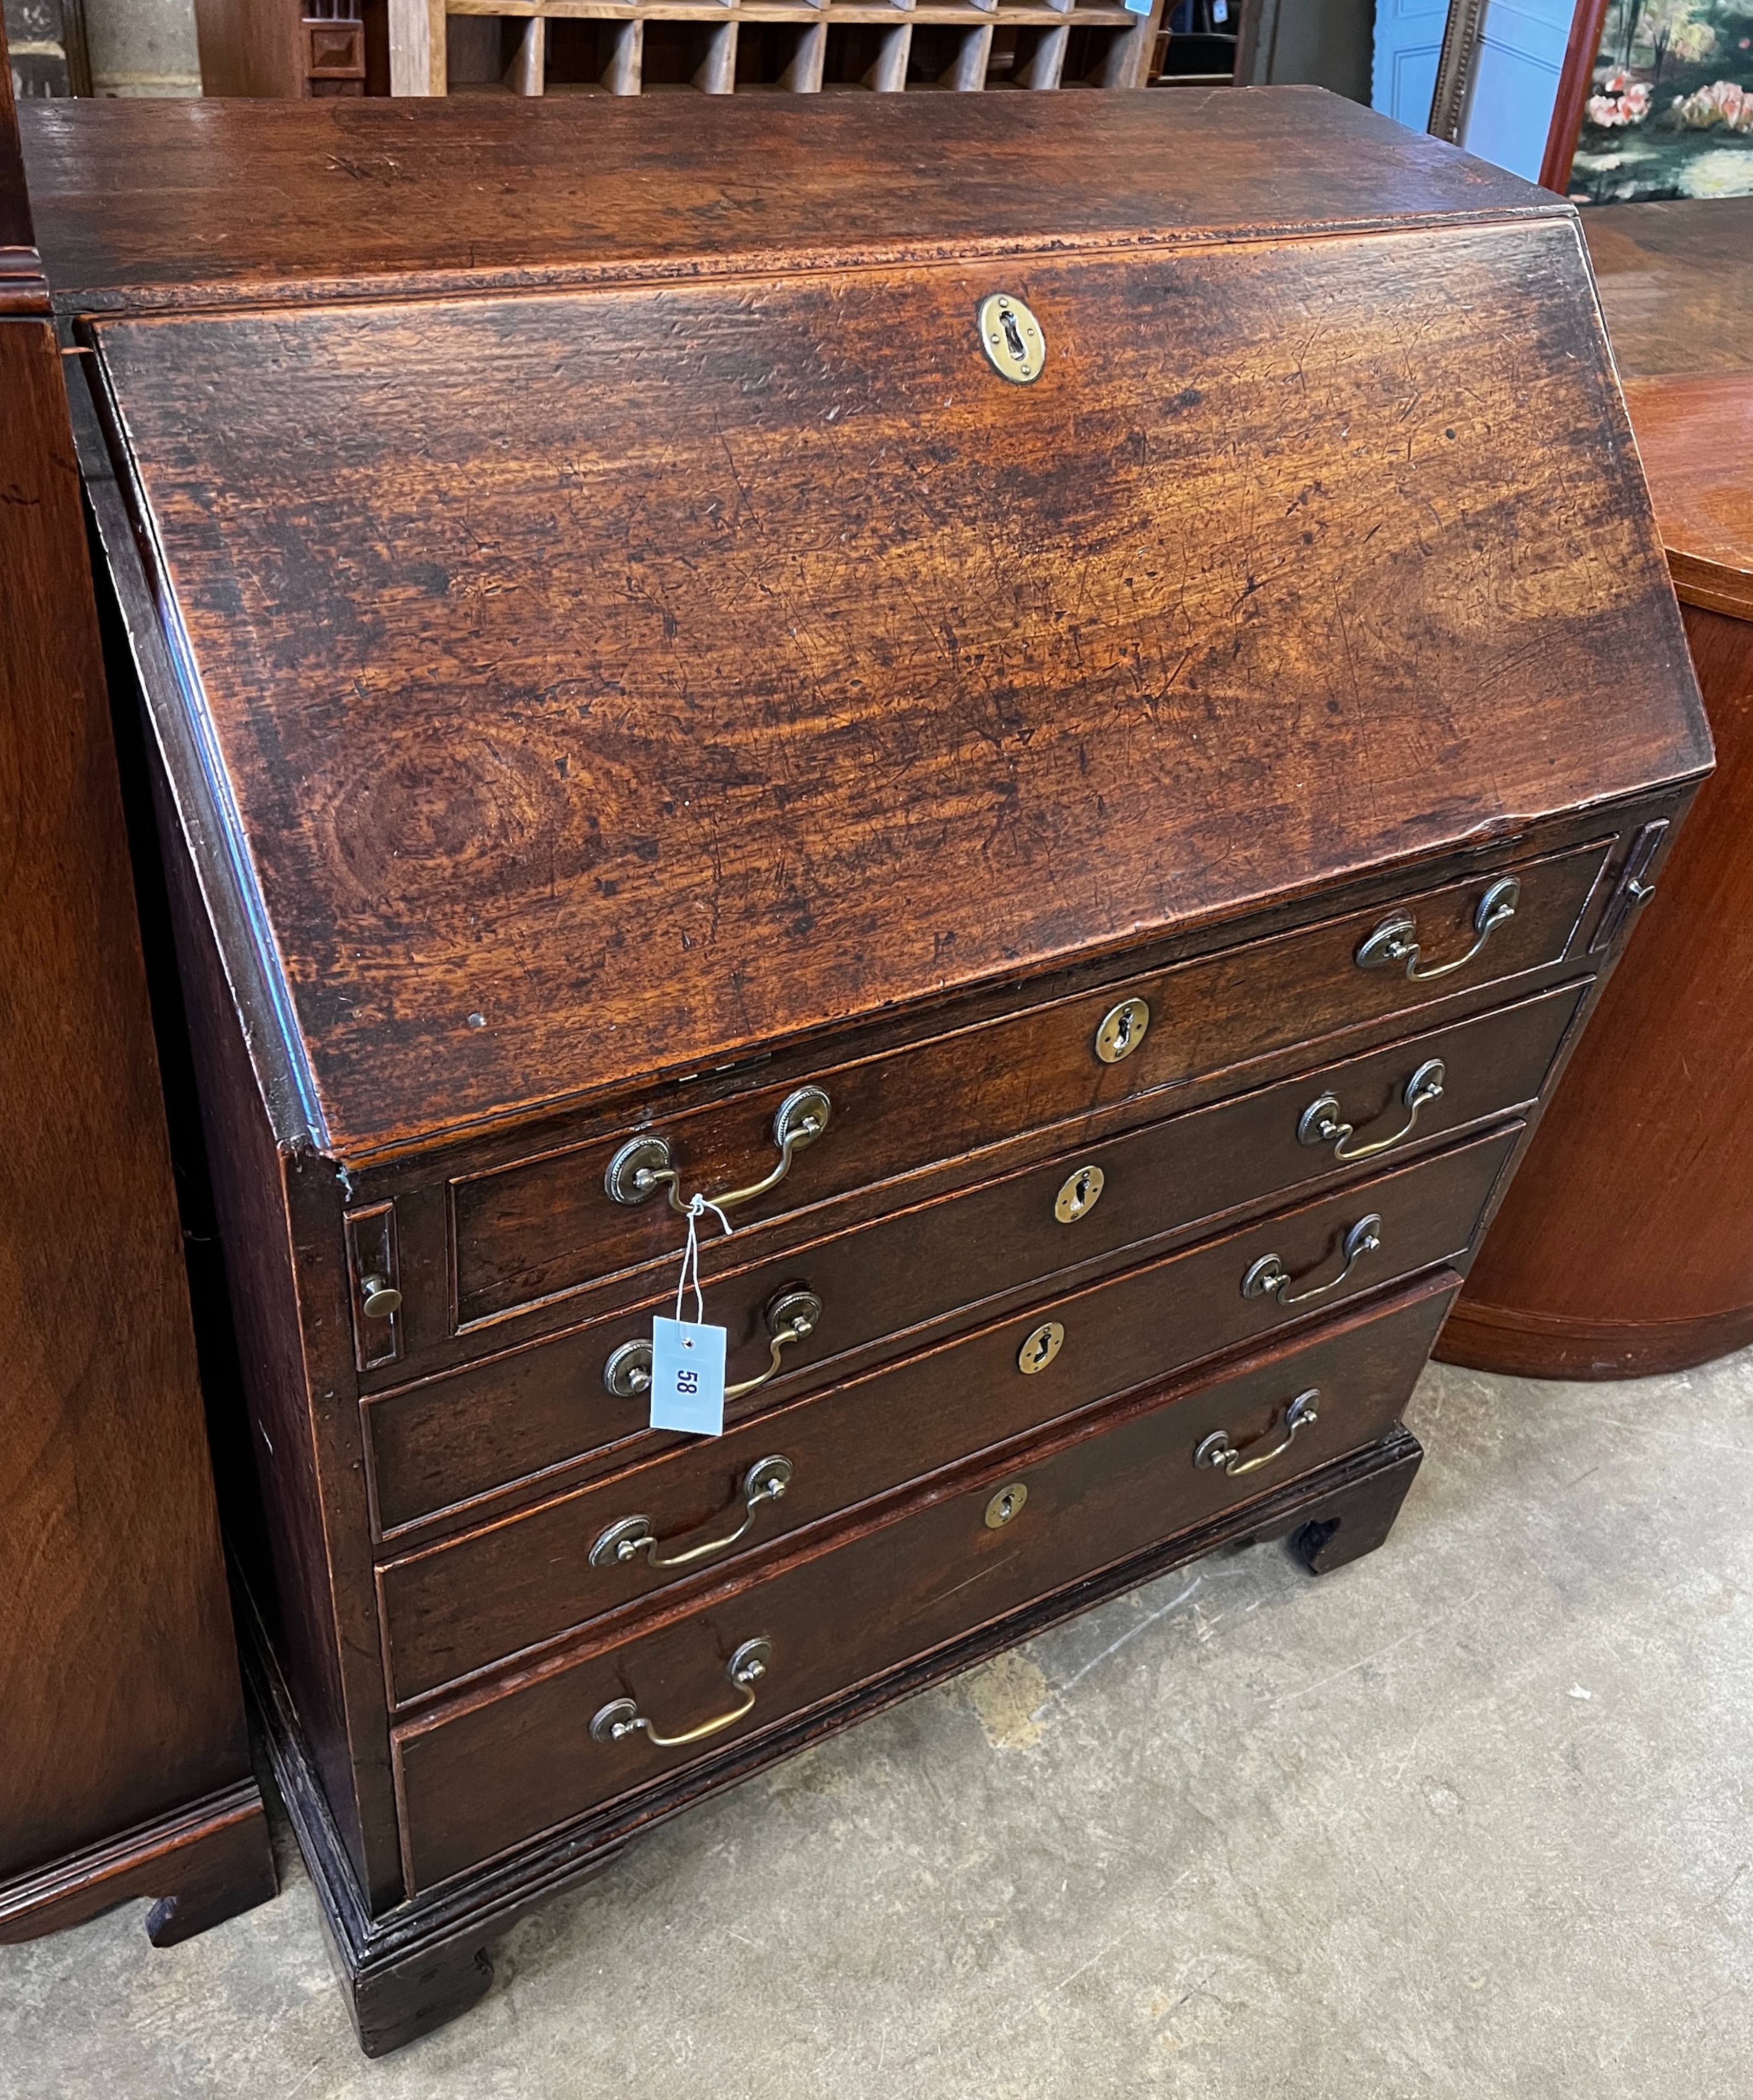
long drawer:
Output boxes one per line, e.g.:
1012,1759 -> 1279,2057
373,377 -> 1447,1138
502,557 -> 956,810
367,991 -> 1571,1536
448,838 -> 1609,1329
392,1274 -> 1458,1892
377,1125 -> 1513,1704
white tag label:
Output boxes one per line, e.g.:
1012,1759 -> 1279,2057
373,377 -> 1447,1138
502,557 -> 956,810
649,1316 -> 728,1437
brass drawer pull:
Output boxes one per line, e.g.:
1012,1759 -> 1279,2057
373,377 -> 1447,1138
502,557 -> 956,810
359,1273 -> 402,1319
1299,1058 -> 1446,1163
604,1086 -> 832,1217
1195,1389 -> 1319,1477
1356,876 -> 1521,982
602,1286 -> 822,1403
1242,1214 -> 1382,1307
590,1638 -> 772,1750
590,1456 -> 793,1571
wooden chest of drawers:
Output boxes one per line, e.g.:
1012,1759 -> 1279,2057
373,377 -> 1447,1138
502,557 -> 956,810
23,86 -> 1709,2052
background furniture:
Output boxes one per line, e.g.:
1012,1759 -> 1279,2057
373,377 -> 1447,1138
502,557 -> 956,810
197,0 -> 1163,98
0,17 -> 274,1949
5,0 -> 92,96
26,86 -> 1705,2050
1439,198 -> 1753,1379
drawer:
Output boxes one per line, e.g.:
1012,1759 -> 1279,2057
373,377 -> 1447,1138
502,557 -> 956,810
392,1274 -> 1458,1892
369,990 -> 1573,1535
378,1125 -> 1514,1703
449,837 -> 1609,1329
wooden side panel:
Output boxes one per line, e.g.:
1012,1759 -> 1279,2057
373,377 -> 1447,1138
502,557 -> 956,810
0,313 -> 253,1882
90,217 -> 1704,1159
1446,602 -> 1753,1375
147,759 -> 406,1909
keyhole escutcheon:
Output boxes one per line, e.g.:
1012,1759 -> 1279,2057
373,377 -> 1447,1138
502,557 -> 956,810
1054,1163 -> 1106,1224
976,293 -> 1047,383
1018,1320 -> 1066,1375
1095,997 -> 1151,1065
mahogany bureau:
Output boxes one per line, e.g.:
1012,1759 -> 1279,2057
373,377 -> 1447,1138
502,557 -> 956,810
21,88 -> 1709,2051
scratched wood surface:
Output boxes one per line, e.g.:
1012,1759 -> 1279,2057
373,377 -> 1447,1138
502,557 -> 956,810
23,89 -> 1548,312
88,216 -> 1703,1159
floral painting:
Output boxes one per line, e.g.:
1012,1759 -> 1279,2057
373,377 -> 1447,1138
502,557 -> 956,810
1570,0 -> 1753,200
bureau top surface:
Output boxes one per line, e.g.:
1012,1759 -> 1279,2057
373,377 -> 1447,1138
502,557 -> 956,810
34,93 -> 1710,1163
29,90 -> 1555,309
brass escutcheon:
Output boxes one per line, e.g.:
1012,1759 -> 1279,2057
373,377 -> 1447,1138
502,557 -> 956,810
984,1481 -> 1029,1529
1095,998 -> 1151,1065
1018,1320 -> 1065,1375
977,293 -> 1046,384
1054,1164 -> 1106,1224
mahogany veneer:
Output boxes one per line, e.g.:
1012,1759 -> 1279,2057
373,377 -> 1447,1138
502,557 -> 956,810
22,89 -> 1709,2048
1440,203 -> 1753,1381
0,19 -> 273,1952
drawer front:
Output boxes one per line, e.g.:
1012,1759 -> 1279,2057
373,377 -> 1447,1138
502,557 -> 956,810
379,1126 -> 1514,1703
393,1275 -> 1458,1892
370,988 -> 1573,1534
449,838 -> 1609,1328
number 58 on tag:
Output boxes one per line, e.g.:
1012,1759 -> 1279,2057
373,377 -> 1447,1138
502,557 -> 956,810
649,1316 -> 729,1436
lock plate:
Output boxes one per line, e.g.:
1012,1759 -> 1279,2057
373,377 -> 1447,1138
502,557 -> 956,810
984,1481 -> 1029,1529
1054,1164 -> 1106,1224
1018,1320 -> 1065,1375
1094,997 -> 1151,1065
977,294 -> 1046,385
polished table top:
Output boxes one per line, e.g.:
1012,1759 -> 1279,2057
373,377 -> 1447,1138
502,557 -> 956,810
1584,199 -> 1753,618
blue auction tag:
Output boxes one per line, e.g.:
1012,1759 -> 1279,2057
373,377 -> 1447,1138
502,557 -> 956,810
649,1316 -> 729,1437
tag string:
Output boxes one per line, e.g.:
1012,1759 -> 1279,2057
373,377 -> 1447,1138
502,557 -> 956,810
674,1193 -> 733,1325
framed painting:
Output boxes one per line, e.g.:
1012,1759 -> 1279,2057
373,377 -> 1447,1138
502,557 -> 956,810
1557,0 -> 1753,199
1417,0 -> 1753,197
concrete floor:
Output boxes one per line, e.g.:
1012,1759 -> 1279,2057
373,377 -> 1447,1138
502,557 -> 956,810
6,1344 -> 1751,2098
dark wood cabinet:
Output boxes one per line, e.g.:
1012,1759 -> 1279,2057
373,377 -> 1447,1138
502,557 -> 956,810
0,25 -> 274,1951
20,87 -> 1707,2049
1440,200 -> 1753,1380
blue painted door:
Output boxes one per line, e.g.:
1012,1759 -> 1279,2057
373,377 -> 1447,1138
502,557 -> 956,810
1372,0 -> 1450,128
1374,0 -> 1576,179
1457,0 -> 1576,180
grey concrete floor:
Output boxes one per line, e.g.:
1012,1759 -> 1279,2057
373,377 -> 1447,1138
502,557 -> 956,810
6,1345 -> 1751,2098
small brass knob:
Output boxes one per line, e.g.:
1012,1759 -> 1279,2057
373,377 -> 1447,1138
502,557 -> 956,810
360,1275 -> 402,1319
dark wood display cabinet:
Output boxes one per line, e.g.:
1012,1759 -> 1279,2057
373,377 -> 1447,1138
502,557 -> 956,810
18,86 -> 1709,2049
0,20 -> 275,1952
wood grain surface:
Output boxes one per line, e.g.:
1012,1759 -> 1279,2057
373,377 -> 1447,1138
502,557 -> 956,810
1443,604 -> 1753,1376
22,90 -> 1551,312
1622,376 -> 1753,620
1583,198 -> 1753,380
0,26 -> 271,1935
391,1276 -> 1456,1891
445,844 -> 1606,1330
1441,200 -> 1753,1379
85,216 -> 1702,1159
377,1126 -> 1515,1706
370,1017 -> 1564,1542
